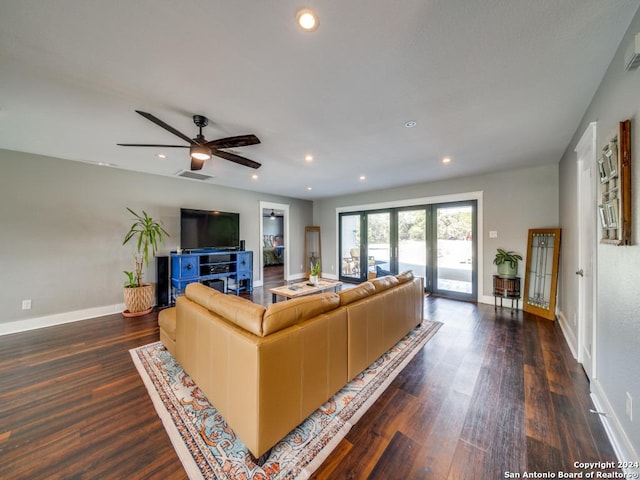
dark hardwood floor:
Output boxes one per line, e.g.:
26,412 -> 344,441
0,273 -> 618,479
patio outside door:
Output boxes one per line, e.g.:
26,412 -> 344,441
397,209 -> 427,279
432,202 -> 476,300
340,213 -> 362,281
367,211 -> 392,278
339,201 -> 476,302
339,211 -> 392,281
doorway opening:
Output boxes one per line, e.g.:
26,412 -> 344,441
259,202 -> 289,288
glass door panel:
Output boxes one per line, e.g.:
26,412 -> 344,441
366,211 -> 391,278
434,203 -> 476,299
398,209 -> 427,278
339,201 -> 476,300
339,213 -> 362,281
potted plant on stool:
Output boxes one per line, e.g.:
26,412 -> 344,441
493,248 -> 522,278
122,208 -> 169,317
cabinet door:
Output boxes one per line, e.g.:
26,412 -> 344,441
178,255 -> 199,278
236,251 -> 252,273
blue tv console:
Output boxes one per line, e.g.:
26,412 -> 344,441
170,250 -> 253,302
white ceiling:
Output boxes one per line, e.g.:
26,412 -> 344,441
1,1 -> 638,200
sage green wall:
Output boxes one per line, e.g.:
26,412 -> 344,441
0,149 -> 312,326
313,163 -> 559,299
558,7 -> 640,460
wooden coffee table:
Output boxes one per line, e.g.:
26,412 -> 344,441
269,279 -> 343,303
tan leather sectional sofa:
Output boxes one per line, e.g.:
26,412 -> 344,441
158,271 -> 424,458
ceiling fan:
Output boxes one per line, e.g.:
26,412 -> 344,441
118,110 -> 261,170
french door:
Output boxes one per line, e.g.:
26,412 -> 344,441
339,210 -> 393,281
431,202 -> 477,300
339,201 -> 476,301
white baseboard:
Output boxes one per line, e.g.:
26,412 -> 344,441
322,273 -> 339,281
479,294 -> 495,306
478,293 -> 523,310
0,303 -> 125,336
556,310 -> 578,359
591,380 -> 640,474
554,311 -> 639,474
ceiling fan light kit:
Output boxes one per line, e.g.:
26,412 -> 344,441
190,144 -> 211,161
118,111 -> 261,171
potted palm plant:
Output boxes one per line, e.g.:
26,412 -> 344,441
122,208 -> 169,316
493,248 -> 522,278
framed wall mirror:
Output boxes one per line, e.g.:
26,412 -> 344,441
304,226 -> 321,276
523,228 -> 561,320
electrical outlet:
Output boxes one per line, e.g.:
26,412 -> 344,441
22,299 -> 32,310
626,392 -> 633,421
489,230 -> 498,238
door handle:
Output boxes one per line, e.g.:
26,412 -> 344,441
575,269 -> 584,277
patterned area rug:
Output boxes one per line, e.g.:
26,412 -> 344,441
130,321 -> 442,479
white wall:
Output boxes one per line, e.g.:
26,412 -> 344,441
0,149 -> 312,332
262,215 -> 283,237
313,163 -> 559,300
558,8 -> 640,464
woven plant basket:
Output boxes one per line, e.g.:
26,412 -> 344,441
123,284 -> 155,316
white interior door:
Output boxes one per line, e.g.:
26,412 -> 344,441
575,122 -> 597,380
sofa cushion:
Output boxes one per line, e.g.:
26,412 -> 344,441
263,292 -> 340,336
185,283 -> 266,336
338,282 -> 375,306
185,281 -> 221,305
370,275 -> 400,292
396,270 -> 414,284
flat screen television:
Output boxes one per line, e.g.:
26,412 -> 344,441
180,208 -> 240,251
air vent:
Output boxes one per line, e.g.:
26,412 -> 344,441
175,170 -> 215,181
624,33 -> 640,71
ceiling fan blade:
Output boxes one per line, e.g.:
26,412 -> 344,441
213,149 -> 262,169
190,157 -> 206,171
117,144 -> 189,148
135,110 -> 197,145
205,134 -> 261,149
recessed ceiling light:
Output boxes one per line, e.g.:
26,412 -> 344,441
156,153 -> 167,159
404,120 -> 417,128
251,174 -> 258,180
296,9 -> 319,31
305,154 -> 314,162
307,186 -> 313,191
442,157 -> 451,164
359,175 -> 366,180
